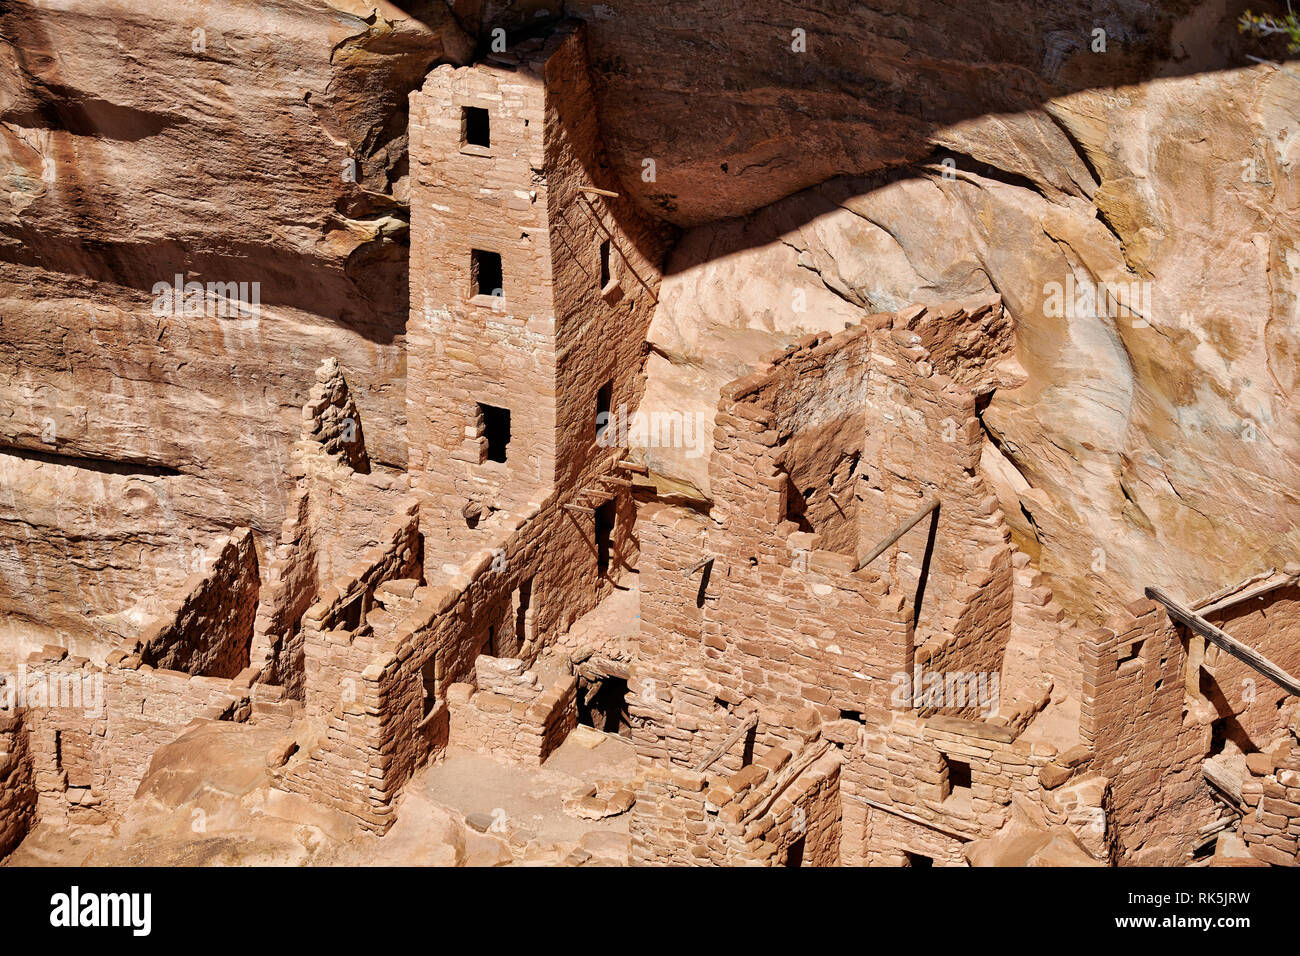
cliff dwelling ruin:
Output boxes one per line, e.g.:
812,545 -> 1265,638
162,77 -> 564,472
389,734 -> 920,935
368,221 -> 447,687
1,3 -> 1299,886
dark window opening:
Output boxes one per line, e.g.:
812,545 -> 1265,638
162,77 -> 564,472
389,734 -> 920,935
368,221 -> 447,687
481,625 -> 495,658
577,675 -> 630,736
462,106 -> 490,148
783,476 -> 814,533
472,249 -> 503,299
596,380 -> 613,440
839,709 -> 863,723
905,851 -> 933,868
421,656 -> 437,717
941,754 -> 972,801
514,579 -> 532,648
1118,638 -> 1143,666
785,835 -> 806,867
595,499 -> 616,576
339,591 -> 364,631
479,403 -> 510,463
599,238 -> 611,288
1208,714 -> 1251,759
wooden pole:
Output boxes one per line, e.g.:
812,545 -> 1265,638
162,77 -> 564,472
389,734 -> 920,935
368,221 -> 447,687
693,713 -> 758,772
1198,574 -> 1299,617
1192,568 -> 1276,610
580,186 -> 620,198
1145,586 -> 1300,697
856,497 -> 939,571
682,556 -> 715,577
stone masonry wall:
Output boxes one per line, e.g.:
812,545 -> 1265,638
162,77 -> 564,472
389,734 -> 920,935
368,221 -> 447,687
631,732 -> 841,867
281,477 -> 633,831
843,712 -> 1056,865
446,655 -> 578,765
20,644 -> 256,821
0,708 -> 35,859
1240,742 -> 1300,866
1080,601 -> 1217,865
407,22 -> 665,571
135,527 -> 259,679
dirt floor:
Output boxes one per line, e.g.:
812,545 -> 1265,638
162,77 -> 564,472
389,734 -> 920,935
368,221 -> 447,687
4,720 -> 638,867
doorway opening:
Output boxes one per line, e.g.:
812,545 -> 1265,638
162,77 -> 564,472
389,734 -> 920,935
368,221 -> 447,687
595,499 -> 616,576
576,675 -> 630,736
785,835 -> 806,867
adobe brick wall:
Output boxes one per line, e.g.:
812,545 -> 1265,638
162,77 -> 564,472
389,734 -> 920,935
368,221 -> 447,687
0,708 -> 35,859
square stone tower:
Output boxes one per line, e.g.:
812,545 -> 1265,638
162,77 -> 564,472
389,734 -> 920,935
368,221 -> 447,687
407,21 -> 662,569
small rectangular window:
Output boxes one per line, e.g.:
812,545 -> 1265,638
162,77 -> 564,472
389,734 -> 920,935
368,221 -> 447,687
1118,638 -> 1143,666
462,106 -> 490,148
479,403 -> 510,463
421,656 -> 437,717
941,754 -> 972,801
599,238 -> 611,288
472,249 -> 503,299
597,380 -> 613,421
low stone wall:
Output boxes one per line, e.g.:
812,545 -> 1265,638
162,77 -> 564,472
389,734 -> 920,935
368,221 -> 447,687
19,645 -> 257,821
631,733 -> 840,867
843,711 -> 1057,865
447,656 -> 578,765
0,708 -> 36,858
1240,745 -> 1300,866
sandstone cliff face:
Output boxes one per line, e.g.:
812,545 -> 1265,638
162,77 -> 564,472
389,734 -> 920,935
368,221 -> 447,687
0,0 -> 1296,650
0,0 -> 469,654
642,58 -> 1300,623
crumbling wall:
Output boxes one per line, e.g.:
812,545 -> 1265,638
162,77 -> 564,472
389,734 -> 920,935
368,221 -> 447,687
1080,601 -> 1216,865
631,734 -> 840,866
253,358 -> 405,701
0,707 -> 35,858
843,712 -> 1055,865
304,358 -> 369,473
297,502 -> 422,723
134,528 -> 259,679
20,645 -> 256,820
281,479 -> 632,831
252,481 -> 317,700
446,656 -> 577,765
859,303 -> 1020,708
1241,744 -> 1300,866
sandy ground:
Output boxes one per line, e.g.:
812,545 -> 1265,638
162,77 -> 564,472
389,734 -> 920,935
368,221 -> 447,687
5,721 -> 639,867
